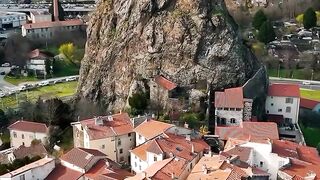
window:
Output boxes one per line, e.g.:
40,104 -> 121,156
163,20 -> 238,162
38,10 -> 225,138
101,145 -> 105,149
19,174 -> 25,180
286,98 -> 293,104
139,134 -> 142,140
260,161 -> 264,167
134,162 -> 137,167
119,148 -> 123,154
236,108 -> 241,111
13,132 -> 17,138
128,133 -> 131,137
267,110 -> 269,113
284,118 -> 292,124
118,139 -> 121,146
230,108 -> 235,111
190,163 -> 193,169
271,103 -> 274,106
230,118 -> 236,124
21,134 -> 24,139
278,109 -> 282,112
286,107 -> 291,113
139,166 -> 141,170
154,155 -> 157,162
119,156 -> 124,162
223,108 -> 229,111
22,142 -> 25,146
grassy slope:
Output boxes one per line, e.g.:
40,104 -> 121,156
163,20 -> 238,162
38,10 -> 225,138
300,89 -> 320,101
0,81 -> 77,109
299,123 -> 320,147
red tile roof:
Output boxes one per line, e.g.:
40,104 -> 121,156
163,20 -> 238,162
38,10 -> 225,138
154,75 -> 177,90
300,98 -> 320,109
134,119 -> 174,140
220,161 -> 249,180
13,143 -> 47,159
296,146 -> 320,165
268,83 -> 300,97
214,87 -> 244,108
22,19 -> 83,30
281,158 -> 320,180
8,120 -> 48,133
146,140 -> 163,155
272,140 -> 300,159
131,133 -> 209,162
29,49 -> 48,59
215,122 -> 279,140
45,164 -> 83,180
224,146 -> 253,162
80,113 -> 133,140
60,148 -> 106,170
84,159 -> 133,180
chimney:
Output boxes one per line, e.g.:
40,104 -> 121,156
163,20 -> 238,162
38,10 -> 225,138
184,122 -> 189,129
191,143 -> 194,153
53,0 -> 59,21
186,134 -> 191,141
171,172 -> 175,179
202,164 -> 208,174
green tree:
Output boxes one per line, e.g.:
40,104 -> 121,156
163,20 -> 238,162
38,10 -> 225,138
129,92 -> 148,115
317,143 -> 320,155
258,21 -> 276,44
252,9 -> 267,30
303,8 -> 317,29
0,109 -> 8,128
59,43 -> 76,63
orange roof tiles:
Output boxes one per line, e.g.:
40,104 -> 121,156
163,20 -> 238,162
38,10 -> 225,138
60,148 -> 106,170
80,113 -> 133,140
154,75 -> 177,90
224,146 -> 253,162
214,87 -> 244,108
215,122 -> 279,141
146,140 -> 163,155
268,83 -> 300,97
300,98 -> 320,109
29,49 -> 49,59
84,159 -> 133,180
134,119 -> 174,140
46,164 -> 83,180
13,143 -> 47,159
130,142 -> 151,161
272,140 -> 300,159
281,158 -> 320,180
22,19 -> 83,30
8,120 -> 48,133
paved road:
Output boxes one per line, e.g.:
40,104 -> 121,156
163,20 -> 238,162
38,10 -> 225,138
270,77 -> 320,90
0,67 -> 18,95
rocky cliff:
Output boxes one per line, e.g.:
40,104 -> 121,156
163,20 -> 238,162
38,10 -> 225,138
77,0 -> 263,111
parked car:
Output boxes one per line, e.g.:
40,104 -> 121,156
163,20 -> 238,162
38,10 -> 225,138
302,81 -> 311,85
1,63 -> 10,67
0,92 -> 5,97
0,71 -> 5,75
66,77 -> 76,82
38,81 -> 49,86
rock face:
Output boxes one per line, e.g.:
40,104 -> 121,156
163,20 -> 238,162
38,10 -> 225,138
77,0 -> 262,111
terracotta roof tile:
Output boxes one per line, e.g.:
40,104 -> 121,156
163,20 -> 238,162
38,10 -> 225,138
224,146 -> 253,162
296,146 -> 320,165
130,142 -> 151,161
272,140 -> 300,159
268,83 -> 300,97
281,158 -> 320,180
146,140 -> 163,155
13,143 -> 47,159
22,19 -> 83,30
45,164 -> 83,180
300,98 -> 320,109
60,148 -> 106,170
29,49 -> 49,59
215,122 -> 279,140
80,113 -> 133,140
154,75 -> 177,90
134,120 -> 174,140
8,120 -> 48,133
214,87 -> 244,108
84,159 -> 133,180
220,161 -> 249,180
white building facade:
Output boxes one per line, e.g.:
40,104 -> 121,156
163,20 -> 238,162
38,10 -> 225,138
8,121 -> 48,148
0,12 -> 26,28
265,84 -> 300,124
0,157 -> 55,180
